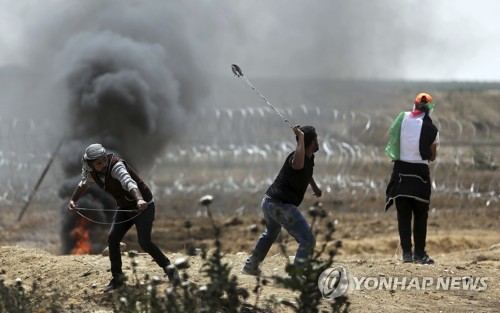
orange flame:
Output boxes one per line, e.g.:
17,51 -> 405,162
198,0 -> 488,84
70,218 -> 93,255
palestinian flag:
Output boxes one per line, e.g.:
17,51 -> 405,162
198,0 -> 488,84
385,94 -> 438,162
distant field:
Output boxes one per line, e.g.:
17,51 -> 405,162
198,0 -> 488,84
1,79 -> 499,217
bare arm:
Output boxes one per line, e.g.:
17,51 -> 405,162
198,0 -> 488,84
129,188 -> 148,210
68,183 -> 89,211
291,125 -> 305,170
309,177 -> 322,198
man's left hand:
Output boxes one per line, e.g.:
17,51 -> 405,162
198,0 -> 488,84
313,188 -> 323,198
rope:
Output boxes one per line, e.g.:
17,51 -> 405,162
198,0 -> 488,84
74,208 -> 141,225
77,208 -> 139,213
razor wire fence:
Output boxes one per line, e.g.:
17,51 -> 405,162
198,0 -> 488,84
150,103 -> 499,215
1,102 -> 499,216
0,115 -> 65,207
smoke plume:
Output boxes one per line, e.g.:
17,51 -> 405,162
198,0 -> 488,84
0,1 -> 241,253
0,1 -> 242,174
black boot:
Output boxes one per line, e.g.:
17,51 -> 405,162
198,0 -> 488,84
103,273 -> 126,293
402,251 -> 413,263
164,264 -> 180,282
413,253 -> 434,265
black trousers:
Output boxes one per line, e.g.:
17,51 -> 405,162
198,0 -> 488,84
395,197 -> 429,257
108,202 -> 170,277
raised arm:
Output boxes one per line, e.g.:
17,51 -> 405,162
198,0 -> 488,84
291,125 -> 305,170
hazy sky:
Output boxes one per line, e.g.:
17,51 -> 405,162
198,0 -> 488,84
0,0 -> 498,183
0,0 -> 499,81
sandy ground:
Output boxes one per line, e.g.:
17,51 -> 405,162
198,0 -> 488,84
2,81 -> 500,312
1,203 -> 499,312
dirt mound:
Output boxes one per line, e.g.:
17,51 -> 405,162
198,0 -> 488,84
1,205 -> 500,312
1,243 -> 499,312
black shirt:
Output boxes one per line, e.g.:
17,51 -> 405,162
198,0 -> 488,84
265,152 -> 315,206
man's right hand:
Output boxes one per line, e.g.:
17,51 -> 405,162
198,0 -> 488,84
68,200 -> 78,211
292,124 -> 303,138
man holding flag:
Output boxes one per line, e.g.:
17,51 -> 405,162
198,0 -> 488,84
385,93 -> 440,265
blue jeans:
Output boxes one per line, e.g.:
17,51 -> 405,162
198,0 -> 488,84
249,197 -> 316,266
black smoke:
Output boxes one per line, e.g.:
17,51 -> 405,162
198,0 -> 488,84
36,1 -> 241,253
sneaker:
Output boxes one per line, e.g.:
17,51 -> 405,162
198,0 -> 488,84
103,275 -> 125,293
164,264 -> 180,282
402,251 -> 413,263
241,257 -> 261,276
413,254 -> 434,265
241,264 -> 261,276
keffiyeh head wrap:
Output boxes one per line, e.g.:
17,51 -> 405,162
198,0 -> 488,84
81,143 -> 107,178
83,143 -> 106,161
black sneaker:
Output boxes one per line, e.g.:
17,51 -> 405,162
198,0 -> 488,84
413,254 -> 434,265
103,275 -> 125,293
164,265 -> 180,282
402,251 -> 413,263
